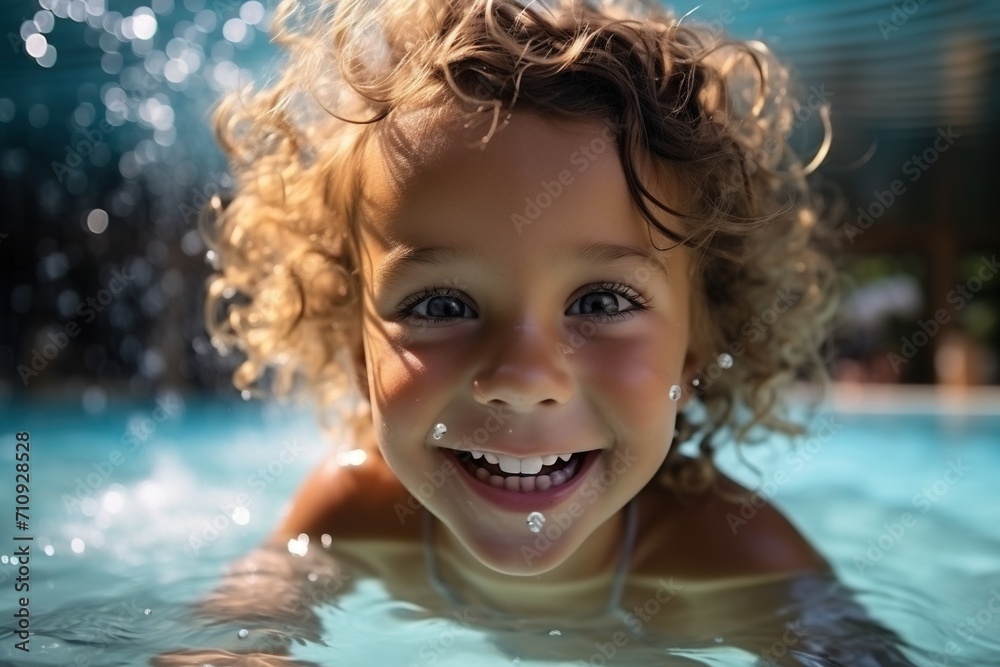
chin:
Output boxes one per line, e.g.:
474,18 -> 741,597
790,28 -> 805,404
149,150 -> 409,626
441,507 -> 597,576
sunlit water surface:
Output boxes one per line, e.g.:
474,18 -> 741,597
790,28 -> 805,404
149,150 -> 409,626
1,398 -> 998,666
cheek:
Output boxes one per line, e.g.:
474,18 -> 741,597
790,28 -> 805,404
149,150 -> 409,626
582,331 -> 684,439
366,334 -> 458,439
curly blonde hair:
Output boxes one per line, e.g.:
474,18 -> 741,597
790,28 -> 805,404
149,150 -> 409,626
204,0 -> 839,495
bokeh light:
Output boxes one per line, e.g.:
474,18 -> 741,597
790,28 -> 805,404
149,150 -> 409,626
86,208 -> 109,233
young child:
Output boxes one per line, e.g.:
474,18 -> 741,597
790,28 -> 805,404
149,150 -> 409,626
161,0 -> 916,664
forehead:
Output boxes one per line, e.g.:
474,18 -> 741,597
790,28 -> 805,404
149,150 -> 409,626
358,107 -> 621,216
360,104 -> 468,197
354,106 -> 681,279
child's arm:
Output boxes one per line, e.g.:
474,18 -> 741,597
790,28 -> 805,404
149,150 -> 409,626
149,543 -> 348,666
632,476 -> 918,665
150,649 -> 321,667
727,579 -> 920,667
150,456 -> 362,667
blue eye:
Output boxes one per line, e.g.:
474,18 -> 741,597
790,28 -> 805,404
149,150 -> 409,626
394,282 -> 649,325
395,287 -> 474,324
566,281 -> 650,321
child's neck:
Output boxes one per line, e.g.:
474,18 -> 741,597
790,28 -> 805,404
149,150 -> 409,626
429,505 -> 633,616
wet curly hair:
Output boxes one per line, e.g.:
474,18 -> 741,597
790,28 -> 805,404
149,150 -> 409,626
204,0 -> 840,495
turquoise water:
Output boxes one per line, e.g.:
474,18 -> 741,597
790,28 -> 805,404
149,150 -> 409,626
1,397 -> 998,666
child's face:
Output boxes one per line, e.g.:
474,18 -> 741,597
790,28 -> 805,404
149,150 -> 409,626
354,108 -> 698,576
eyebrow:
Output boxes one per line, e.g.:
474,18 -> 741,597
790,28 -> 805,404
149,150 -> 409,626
374,241 -> 669,290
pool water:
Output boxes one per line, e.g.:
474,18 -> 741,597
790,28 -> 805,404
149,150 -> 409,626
1,397 -> 999,666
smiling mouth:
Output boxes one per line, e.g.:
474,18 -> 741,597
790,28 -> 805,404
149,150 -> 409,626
445,449 -> 592,493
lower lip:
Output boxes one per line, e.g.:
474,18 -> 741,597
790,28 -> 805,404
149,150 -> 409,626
444,449 -> 601,512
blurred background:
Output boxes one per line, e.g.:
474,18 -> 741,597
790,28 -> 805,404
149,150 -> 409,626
1,0 -> 999,406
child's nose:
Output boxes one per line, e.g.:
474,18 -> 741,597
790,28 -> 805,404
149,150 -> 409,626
471,322 -> 574,411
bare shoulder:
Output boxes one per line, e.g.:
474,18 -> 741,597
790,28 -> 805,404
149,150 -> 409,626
270,449 -> 421,544
631,470 -> 829,579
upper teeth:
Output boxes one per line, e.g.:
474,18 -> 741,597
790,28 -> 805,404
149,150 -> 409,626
470,451 -> 573,474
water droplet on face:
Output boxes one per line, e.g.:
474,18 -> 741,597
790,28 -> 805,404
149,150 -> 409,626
432,423 -> 447,440
144,608 -> 152,615
526,511 -> 545,533
549,629 -> 561,636
717,353 -> 733,369
237,628 -> 249,639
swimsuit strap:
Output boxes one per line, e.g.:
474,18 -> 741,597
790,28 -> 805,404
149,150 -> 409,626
422,508 -> 463,606
607,497 -> 639,613
422,499 -> 639,613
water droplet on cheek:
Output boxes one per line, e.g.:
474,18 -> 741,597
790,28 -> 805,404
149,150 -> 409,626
527,511 -> 545,533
